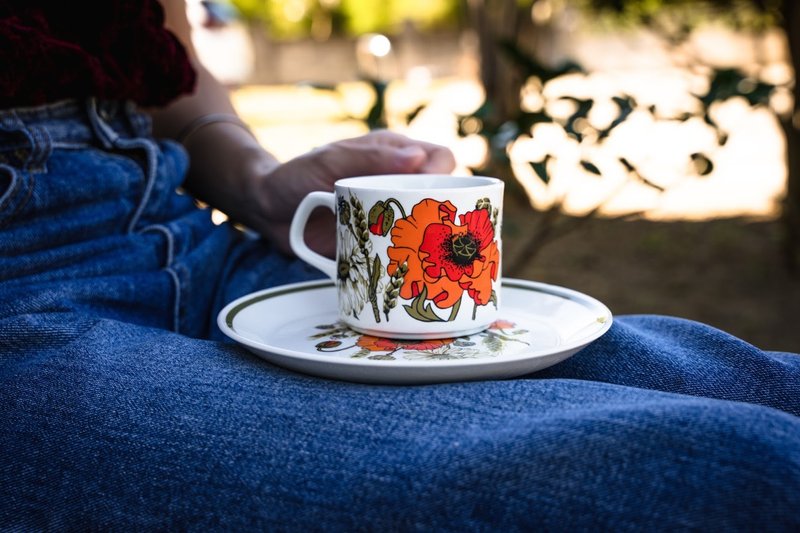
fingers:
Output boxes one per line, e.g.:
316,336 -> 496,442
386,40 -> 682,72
317,142 -> 412,178
373,130 -> 456,174
392,141 -> 455,174
257,131 -> 458,252
392,145 -> 428,171
334,130 -> 456,175
419,144 -> 456,173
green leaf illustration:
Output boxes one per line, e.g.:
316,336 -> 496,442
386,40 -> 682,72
483,332 -> 504,353
309,325 -> 349,339
446,297 -> 462,322
403,286 -> 444,322
368,254 -> 383,323
370,254 -> 382,292
368,353 -> 396,361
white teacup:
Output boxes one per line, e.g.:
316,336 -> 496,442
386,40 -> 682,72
290,174 -> 503,339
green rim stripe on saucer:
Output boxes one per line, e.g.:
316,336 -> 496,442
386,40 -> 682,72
225,280 -> 333,328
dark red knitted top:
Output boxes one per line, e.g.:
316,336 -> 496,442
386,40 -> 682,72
0,1 -> 196,109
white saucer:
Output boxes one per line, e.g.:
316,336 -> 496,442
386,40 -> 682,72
218,278 -> 612,385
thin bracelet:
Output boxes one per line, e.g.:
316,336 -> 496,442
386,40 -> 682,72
175,113 -> 255,144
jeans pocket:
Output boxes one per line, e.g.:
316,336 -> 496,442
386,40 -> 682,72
0,163 -> 33,230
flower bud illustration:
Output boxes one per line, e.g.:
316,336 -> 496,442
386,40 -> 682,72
368,200 -> 395,236
316,340 -> 342,350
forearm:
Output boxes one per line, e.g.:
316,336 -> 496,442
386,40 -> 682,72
148,2 -> 455,258
152,65 -> 276,213
148,0 -> 279,227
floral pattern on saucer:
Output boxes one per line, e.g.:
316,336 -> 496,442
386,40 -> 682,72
311,320 -> 529,361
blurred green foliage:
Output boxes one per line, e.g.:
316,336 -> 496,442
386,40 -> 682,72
576,0 -> 782,39
230,0 -> 461,39
578,0 -> 780,22
230,0 -> 782,40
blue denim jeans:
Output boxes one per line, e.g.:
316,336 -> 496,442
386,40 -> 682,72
1,100 -> 799,530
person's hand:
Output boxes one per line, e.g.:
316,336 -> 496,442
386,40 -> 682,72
154,2 -> 455,257
243,130 -> 456,256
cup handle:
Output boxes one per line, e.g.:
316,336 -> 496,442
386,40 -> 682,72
289,191 -> 337,280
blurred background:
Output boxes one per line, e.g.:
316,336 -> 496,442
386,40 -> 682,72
189,0 -> 799,352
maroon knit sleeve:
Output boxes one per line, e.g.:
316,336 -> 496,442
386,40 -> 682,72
0,0 -> 197,109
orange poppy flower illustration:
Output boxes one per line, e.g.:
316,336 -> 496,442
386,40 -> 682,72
356,335 -> 455,352
387,199 -> 499,319
489,319 -> 515,331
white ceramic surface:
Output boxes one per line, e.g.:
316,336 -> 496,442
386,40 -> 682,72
289,175 -> 504,339
217,278 -> 613,385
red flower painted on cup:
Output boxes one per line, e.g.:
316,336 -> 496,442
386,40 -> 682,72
387,199 -> 499,311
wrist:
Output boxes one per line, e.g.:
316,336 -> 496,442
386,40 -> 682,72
237,144 -> 283,224
176,113 -> 255,145
181,122 -> 280,226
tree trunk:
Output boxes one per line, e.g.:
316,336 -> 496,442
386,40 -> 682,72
468,0 -> 525,125
466,0 -> 534,189
781,1 -> 800,272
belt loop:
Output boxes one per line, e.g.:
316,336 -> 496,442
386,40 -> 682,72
26,125 -> 52,171
85,98 -> 120,148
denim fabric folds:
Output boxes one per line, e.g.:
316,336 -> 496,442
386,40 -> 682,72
0,99 -> 317,337
1,100 -> 799,531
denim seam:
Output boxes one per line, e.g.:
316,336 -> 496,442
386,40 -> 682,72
0,164 -> 34,230
139,224 -> 176,267
0,163 -> 19,211
138,223 -> 180,331
164,266 -> 181,333
117,138 -> 159,233
51,141 -> 90,150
